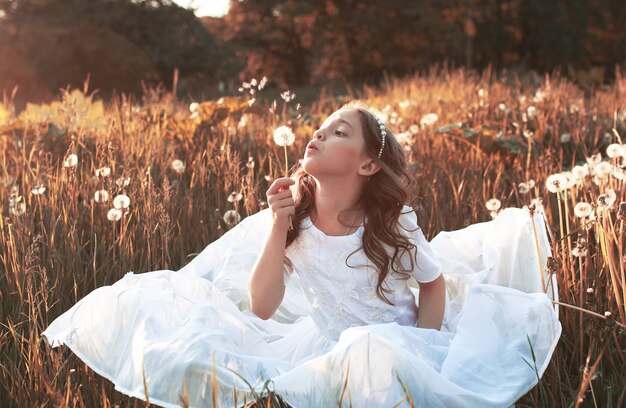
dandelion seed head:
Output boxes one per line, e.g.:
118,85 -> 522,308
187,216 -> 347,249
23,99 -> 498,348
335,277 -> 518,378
107,208 -> 122,222
31,185 -> 46,195
189,102 -> 199,113
485,198 -> 501,211
171,159 -> 185,174
419,113 -> 438,127
409,124 -> 419,135
273,125 -> 296,147
523,129 -> 534,138
606,143 -> 624,159
573,202 -> 592,218
223,210 -> 241,227
95,166 -> 111,177
227,192 -> 243,203
569,104 -> 580,114
113,194 -> 131,209
586,153 -> 602,166
532,90 -> 545,103
498,103 -> 506,112
604,311 -> 611,318
560,133 -> 571,143
517,182 -> 530,194
546,173 -> 568,193
526,106 -> 537,119
63,154 -> 78,168
572,247 -> 588,257
594,161 -> 613,179
586,288 -> 594,294
95,189 -> 110,203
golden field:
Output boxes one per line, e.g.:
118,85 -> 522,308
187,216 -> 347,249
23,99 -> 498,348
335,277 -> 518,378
0,68 -> 625,407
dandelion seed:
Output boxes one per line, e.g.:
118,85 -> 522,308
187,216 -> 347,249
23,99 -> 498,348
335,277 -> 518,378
604,311 -> 611,318
113,194 -> 131,209
528,179 -> 536,189
31,185 -> 46,195
546,173 -> 568,193
223,210 -> 241,227
519,95 -> 527,104
264,174 -> 271,181
606,143 -> 624,158
95,189 -> 110,203
477,88 -> 486,98
237,87 -> 244,93
171,159 -> 185,174
419,113 -> 438,127
189,102 -> 199,113
63,154 -> 78,168
258,76 -> 268,90
560,133 -> 571,143
107,208 -> 122,222
227,192 -> 243,203
247,98 -> 256,107
573,202 -> 592,218
95,166 -> 111,177
572,247 -> 588,257
586,288 -> 594,294
532,90 -> 545,103
250,78 -> 257,87
526,106 -> 537,119
242,82 -> 251,89
189,111 -> 199,120
490,210 -> 499,219
569,104 -> 580,114
518,182 -> 530,194
485,198 -> 501,211
523,129 -> 534,138
395,132 -> 412,146
409,124 -> 419,135
498,103 -> 507,112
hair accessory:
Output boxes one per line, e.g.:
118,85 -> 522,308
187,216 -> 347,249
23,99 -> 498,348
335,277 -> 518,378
374,115 -> 386,159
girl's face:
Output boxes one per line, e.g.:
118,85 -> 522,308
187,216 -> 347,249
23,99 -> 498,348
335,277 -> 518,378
302,108 -> 371,178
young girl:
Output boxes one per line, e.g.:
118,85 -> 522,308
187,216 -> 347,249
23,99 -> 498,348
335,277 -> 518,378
43,102 -> 561,408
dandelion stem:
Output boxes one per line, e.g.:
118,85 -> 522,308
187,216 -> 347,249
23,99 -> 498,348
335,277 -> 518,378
550,300 -> 626,328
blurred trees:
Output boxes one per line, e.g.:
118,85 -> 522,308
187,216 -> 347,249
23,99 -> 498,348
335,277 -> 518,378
0,0 -> 625,103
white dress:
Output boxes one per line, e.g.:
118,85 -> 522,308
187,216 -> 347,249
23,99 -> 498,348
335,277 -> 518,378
42,205 -> 561,408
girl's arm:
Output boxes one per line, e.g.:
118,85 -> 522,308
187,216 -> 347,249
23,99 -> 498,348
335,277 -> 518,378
247,178 -> 295,320
417,274 -> 446,330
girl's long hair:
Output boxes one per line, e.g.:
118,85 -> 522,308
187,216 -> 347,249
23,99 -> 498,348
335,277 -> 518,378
285,100 -> 418,305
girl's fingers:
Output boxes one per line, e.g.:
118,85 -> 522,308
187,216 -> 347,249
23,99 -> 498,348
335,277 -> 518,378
267,178 -> 295,195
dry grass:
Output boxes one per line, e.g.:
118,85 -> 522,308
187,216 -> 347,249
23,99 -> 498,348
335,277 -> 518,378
0,68 -> 625,407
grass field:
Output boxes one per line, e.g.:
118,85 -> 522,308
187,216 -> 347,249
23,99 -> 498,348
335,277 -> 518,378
1,68 -> 625,407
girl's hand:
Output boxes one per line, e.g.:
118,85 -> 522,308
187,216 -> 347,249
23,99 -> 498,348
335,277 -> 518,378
266,178 -> 296,230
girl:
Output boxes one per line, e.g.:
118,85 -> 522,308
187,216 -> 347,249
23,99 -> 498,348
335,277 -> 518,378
43,102 -> 561,408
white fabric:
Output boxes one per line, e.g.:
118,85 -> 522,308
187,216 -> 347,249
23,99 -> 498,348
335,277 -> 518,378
42,205 -> 561,408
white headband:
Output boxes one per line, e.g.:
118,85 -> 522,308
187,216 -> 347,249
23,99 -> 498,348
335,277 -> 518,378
374,115 -> 386,159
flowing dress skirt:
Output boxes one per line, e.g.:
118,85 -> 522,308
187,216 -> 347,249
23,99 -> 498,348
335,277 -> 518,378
43,208 -> 561,407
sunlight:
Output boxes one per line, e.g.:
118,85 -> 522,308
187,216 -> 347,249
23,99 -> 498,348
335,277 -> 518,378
172,0 -> 230,17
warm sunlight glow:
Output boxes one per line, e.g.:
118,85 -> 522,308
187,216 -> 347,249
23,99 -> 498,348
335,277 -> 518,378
172,0 -> 230,17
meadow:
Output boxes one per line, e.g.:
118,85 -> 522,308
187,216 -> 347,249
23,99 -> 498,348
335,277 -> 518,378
0,68 -> 625,407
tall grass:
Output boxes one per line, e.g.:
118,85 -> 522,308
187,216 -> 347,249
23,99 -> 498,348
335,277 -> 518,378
0,68 -> 624,407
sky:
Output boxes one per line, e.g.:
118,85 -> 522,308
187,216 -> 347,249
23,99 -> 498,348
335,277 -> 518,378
172,0 -> 230,17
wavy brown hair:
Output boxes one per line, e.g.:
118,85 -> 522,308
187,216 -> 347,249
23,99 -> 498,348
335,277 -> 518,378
285,100 -> 419,305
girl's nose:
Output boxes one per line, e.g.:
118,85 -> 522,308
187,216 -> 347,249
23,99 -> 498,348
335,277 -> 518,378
313,130 -> 325,140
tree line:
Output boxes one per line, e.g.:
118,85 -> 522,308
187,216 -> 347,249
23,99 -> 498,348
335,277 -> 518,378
0,0 -> 624,102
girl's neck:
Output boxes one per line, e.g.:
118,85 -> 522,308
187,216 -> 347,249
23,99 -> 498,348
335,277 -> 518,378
311,177 -> 365,232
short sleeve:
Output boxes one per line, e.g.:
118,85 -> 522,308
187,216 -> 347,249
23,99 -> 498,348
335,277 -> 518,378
398,206 -> 442,283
